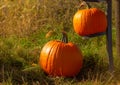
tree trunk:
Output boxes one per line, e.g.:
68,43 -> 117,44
115,0 -> 120,57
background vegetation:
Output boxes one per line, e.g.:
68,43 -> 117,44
0,0 -> 119,85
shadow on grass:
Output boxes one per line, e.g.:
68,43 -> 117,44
76,54 -> 109,80
0,54 -> 110,85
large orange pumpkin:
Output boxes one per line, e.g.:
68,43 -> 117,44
39,32 -> 83,77
73,6 -> 107,36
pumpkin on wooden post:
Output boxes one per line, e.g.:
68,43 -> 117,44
39,31 -> 83,77
73,1 -> 107,36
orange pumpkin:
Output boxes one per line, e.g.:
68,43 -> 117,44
39,32 -> 83,77
73,6 -> 107,36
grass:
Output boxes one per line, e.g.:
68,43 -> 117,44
0,0 -> 119,85
0,29 -> 120,85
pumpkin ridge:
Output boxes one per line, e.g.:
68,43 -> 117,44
48,41 -> 61,74
57,43 -> 65,76
40,41 -> 54,72
44,41 -> 57,73
51,42 -> 63,75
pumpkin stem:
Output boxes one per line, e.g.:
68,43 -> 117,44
80,1 -> 91,9
61,31 -> 68,43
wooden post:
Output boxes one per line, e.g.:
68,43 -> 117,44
106,0 -> 114,73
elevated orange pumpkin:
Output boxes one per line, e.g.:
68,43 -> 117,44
73,3 -> 107,36
39,32 -> 83,77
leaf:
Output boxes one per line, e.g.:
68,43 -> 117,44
22,65 -> 40,72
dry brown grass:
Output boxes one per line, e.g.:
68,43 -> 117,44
0,0 -> 81,37
0,0 -> 108,37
